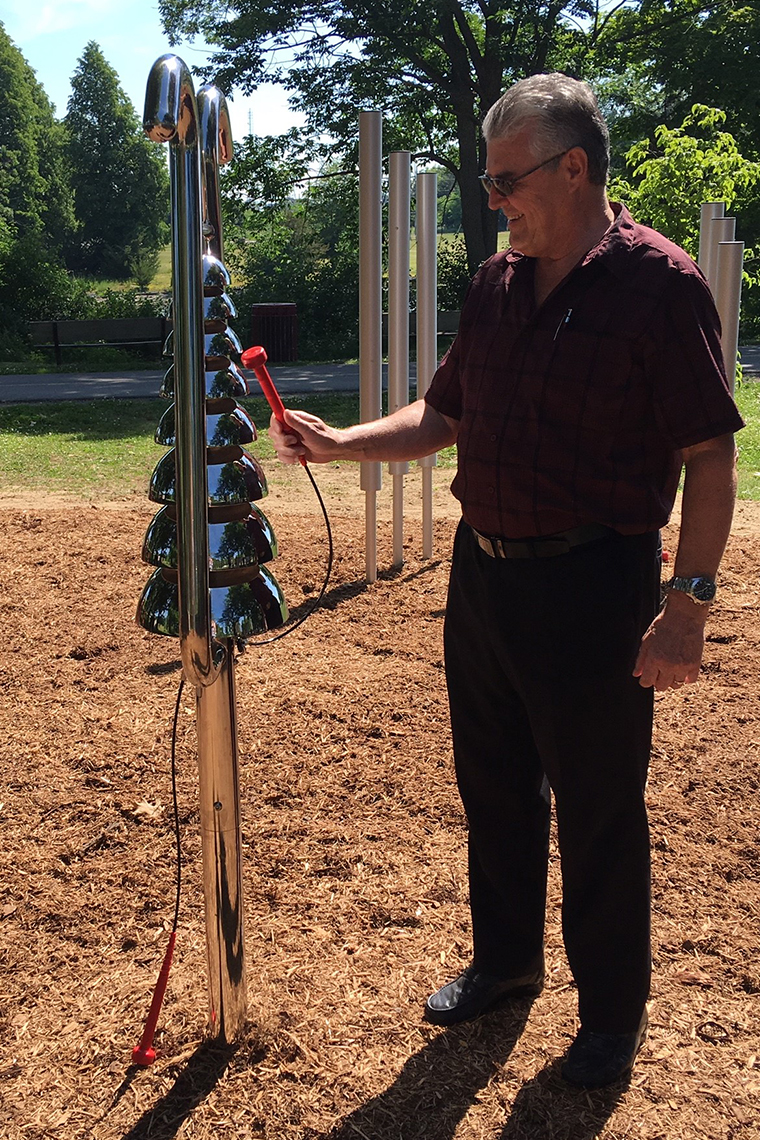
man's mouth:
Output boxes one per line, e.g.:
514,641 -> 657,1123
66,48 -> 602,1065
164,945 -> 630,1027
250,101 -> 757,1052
503,212 -> 524,230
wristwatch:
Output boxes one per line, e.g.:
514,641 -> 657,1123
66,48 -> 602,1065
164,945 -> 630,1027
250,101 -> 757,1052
664,575 -> 717,605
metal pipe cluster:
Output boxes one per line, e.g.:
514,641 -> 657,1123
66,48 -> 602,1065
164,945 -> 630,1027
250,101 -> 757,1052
135,54 -> 288,1040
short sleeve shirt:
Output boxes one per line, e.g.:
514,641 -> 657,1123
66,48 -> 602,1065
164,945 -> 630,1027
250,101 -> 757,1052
425,203 -> 744,538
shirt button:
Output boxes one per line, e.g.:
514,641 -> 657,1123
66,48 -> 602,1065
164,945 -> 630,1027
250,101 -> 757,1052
490,434 -> 497,442
488,486 -> 495,495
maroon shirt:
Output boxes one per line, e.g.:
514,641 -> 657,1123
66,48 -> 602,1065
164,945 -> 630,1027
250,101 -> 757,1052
425,204 -> 744,538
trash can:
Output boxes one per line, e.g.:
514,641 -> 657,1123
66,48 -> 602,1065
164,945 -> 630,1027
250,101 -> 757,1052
250,303 -> 298,363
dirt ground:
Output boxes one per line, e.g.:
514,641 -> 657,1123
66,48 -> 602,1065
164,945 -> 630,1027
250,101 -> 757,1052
1,464 -> 758,1140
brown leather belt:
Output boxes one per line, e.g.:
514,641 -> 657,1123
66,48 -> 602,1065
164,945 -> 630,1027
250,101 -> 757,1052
471,523 -> 614,559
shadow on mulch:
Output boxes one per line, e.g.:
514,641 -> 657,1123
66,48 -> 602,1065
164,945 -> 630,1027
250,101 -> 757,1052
497,1061 -> 625,1139
110,1040 -> 240,1140
314,999 -> 623,1140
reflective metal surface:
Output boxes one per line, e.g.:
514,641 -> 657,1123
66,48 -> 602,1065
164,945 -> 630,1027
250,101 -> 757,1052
137,566 -> 288,639
140,54 -> 268,1047
195,645 -> 247,1035
149,449 -> 268,506
198,86 -> 232,264
156,404 -> 257,447
203,254 -> 231,293
161,363 -> 250,400
205,327 -> 243,364
204,293 -> 237,322
143,503 -> 277,569
144,53 -> 222,690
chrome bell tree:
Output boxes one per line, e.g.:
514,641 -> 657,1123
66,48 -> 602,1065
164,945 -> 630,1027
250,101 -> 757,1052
137,54 -> 287,1042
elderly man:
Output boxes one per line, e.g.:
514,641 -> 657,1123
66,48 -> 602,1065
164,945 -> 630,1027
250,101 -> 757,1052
269,73 -> 743,1087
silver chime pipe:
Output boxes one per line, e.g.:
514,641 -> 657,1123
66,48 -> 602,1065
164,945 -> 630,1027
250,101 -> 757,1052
388,151 -> 411,569
359,110 -> 383,583
143,55 -> 247,1041
144,55 -> 223,690
415,170 -> 438,561
198,86 -> 233,263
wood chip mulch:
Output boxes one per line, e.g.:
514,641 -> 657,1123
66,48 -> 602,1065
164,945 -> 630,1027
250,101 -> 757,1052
0,498 -> 758,1139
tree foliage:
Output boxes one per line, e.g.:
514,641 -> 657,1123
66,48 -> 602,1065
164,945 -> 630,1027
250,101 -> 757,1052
64,42 -> 170,278
161,0 -> 621,273
591,2 -> 760,158
610,105 -> 760,257
0,22 -> 76,253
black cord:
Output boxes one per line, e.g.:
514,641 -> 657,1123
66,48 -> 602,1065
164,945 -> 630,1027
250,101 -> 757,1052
243,461 -> 334,647
169,676 -> 185,934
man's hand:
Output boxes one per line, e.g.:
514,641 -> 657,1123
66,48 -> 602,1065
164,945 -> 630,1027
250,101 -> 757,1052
269,409 -> 343,465
633,593 -> 708,691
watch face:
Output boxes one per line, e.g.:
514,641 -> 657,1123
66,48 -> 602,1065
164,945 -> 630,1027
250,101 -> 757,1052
692,577 -> 717,603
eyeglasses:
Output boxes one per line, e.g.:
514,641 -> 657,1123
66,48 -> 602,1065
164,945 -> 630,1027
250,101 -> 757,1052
478,150 -> 571,198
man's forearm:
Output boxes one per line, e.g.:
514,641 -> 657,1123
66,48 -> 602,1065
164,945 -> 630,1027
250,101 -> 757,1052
634,433 -> 737,689
326,400 -> 457,463
670,433 -> 737,582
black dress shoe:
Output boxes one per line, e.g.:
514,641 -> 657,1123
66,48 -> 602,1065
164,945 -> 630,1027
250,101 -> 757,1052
561,1009 -> 648,1088
425,963 -> 544,1026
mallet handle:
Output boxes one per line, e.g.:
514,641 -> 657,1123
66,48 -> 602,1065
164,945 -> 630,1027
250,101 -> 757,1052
241,346 -> 307,466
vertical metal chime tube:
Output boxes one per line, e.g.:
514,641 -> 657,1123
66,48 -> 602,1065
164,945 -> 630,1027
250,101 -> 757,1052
194,84 -> 246,1040
415,171 -> 438,561
715,241 -> 744,393
359,111 -> 383,583
388,151 -> 411,570
698,202 -> 724,274
705,215 -> 736,296
141,57 -> 250,1042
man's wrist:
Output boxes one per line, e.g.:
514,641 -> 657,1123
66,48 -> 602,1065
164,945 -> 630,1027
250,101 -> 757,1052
663,574 -> 716,607
662,587 -> 711,623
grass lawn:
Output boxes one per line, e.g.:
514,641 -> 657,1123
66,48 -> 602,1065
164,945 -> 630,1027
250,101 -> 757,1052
0,385 -> 755,500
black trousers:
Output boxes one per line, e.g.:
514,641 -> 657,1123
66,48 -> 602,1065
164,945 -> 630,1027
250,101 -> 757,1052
444,521 -> 661,1033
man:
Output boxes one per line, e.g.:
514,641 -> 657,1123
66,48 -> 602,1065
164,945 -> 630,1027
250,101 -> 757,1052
268,74 -> 743,1087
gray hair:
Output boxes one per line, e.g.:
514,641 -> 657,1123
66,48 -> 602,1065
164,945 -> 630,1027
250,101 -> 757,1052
482,73 -> 610,186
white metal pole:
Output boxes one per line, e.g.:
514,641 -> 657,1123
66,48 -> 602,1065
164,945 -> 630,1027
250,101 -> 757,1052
705,215 -> 735,297
715,240 -> 744,393
698,202 -> 724,272
359,111 -> 383,583
416,171 -> 438,561
388,151 -> 411,569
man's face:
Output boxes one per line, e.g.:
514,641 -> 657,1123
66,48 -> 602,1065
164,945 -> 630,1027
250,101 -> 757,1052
484,128 -> 574,259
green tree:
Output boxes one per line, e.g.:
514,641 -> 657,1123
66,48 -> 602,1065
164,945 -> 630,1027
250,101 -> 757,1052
64,42 -> 170,278
610,105 -> 760,256
0,22 -> 75,252
160,0 -> 624,274
589,2 -> 760,159
225,157 -> 361,360
0,22 -> 79,355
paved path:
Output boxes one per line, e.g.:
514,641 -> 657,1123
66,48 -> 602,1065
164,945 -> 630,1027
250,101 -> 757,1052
0,349 -> 755,404
0,362 -> 417,404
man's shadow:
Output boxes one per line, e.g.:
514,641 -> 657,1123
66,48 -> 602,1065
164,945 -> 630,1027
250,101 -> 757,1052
323,1001 -> 625,1140
497,1058 -> 626,1139
324,999 -> 531,1140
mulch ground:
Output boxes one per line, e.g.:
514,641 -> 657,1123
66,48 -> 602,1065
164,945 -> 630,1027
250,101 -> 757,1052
0,493 -> 758,1139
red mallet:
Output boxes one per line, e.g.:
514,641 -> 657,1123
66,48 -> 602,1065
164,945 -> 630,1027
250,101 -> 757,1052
131,930 -> 177,1067
241,345 -> 307,466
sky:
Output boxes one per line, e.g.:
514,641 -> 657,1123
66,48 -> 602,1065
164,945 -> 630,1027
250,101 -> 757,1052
2,0 -> 302,140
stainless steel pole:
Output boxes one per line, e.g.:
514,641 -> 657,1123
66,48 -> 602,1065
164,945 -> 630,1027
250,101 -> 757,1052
388,151 -> 411,569
359,111 -> 383,583
705,215 -> 735,296
698,202 -> 724,273
144,57 -> 247,1041
715,241 -> 744,393
415,172 -> 438,561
